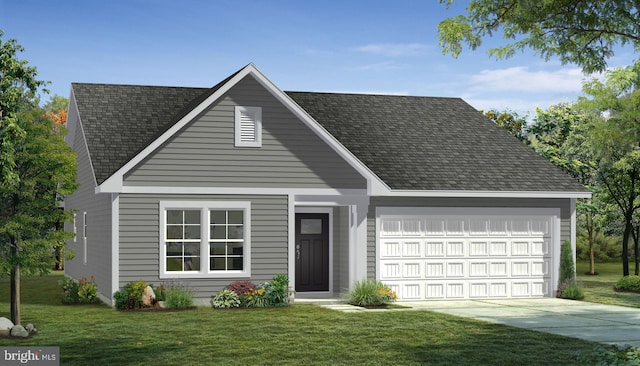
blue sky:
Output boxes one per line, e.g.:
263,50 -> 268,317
1,0 -> 636,117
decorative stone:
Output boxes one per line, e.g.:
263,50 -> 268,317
0,317 -> 14,331
141,286 -> 156,307
25,324 -> 34,332
157,301 -> 166,309
10,325 -> 29,338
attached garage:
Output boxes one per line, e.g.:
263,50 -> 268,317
377,207 -> 560,300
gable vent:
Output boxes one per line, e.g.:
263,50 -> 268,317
235,106 -> 262,147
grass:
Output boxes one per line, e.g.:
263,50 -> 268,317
0,272 -> 601,365
577,260 -> 640,308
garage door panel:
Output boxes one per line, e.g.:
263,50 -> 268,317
379,213 -> 554,300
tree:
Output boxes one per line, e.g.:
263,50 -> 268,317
0,31 -> 77,325
482,109 -> 528,142
579,62 -> 640,276
438,0 -> 640,73
43,94 -> 68,113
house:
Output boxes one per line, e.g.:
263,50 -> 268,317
64,64 -> 589,305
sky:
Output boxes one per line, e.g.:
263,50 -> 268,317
1,0 -> 637,118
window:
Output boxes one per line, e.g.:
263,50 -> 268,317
83,212 -> 87,264
160,201 -> 251,278
73,213 -> 77,242
234,106 -> 262,147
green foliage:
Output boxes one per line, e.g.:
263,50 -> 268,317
482,109 -> 528,142
113,290 -> 130,310
577,345 -> 640,365
77,276 -> 98,303
154,284 -> 167,302
165,285 -> 194,309
559,240 -> 577,286
263,274 -> 291,306
42,94 -> 68,113
348,280 -> 398,307
576,232 -> 621,261
559,279 -> 585,300
438,0 -> 640,73
58,276 -> 99,304
124,280 -> 148,307
615,276 -> 640,292
244,287 -> 269,308
58,277 -> 79,304
211,289 -> 241,309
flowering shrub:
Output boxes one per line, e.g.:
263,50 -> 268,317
78,276 -> 98,303
59,275 -> 100,304
349,280 -> 397,306
226,280 -> 257,297
211,289 -> 241,309
263,274 -> 292,306
245,288 -> 269,307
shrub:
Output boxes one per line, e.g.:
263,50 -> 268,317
245,287 -> 269,307
226,280 -> 256,297
78,276 -> 98,303
124,280 -> 148,308
264,274 -> 291,306
349,280 -> 397,306
211,289 -> 241,309
154,284 -> 167,302
113,290 -> 130,310
165,285 -> 194,309
615,275 -> 640,292
558,240 -> 576,285
559,279 -> 585,300
58,277 -> 80,304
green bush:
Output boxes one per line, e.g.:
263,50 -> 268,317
124,280 -> 148,307
78,276 -> 98,303
615,275 -> 640,292
113,290 -> 130,310
244,287 -> 269,307
559,240 -> 576,285
165,286 -> 194,309
348,280 -> 397,306
264,274 -> 291,306
559,280 -> 585,300
154,284 -> 167,302
58,277 -> 80,304
211,289 -> 241,309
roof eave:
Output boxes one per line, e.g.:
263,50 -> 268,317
379,189 -> 591,199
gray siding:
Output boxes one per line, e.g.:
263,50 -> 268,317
366,197 -> 572,279
124,75 -> 366,189
119,194 -> 288,299
333,206 -> 350,295
64,106 -> 113,301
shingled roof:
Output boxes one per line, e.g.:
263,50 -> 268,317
286,92 -> 586,192
72,76 -> 586,192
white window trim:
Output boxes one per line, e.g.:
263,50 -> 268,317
159,201 -> 251,279
83,211 -> 87,264
234,106 -> 262,147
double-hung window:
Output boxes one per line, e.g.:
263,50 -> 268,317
160,201 -> 251,278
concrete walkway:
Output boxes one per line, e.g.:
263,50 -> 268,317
308,298 -> 640,347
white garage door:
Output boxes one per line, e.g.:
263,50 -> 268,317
378,210 -> 555,300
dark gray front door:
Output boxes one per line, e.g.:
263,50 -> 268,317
295,213 -> 329,292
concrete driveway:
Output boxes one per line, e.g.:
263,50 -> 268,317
403,298 -> 640,347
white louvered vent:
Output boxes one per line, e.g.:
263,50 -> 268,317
235,106 -> 262,147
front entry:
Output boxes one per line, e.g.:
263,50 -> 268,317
295,213 -> 329,292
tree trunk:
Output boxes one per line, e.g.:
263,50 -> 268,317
622,217 -> 632,277
587,213 -> 595,275
10,237 -> 21,325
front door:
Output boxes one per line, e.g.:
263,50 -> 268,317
295,213 -> 329,292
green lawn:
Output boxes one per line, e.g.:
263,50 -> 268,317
0,272 -> 602,365
577,260 -> 640,308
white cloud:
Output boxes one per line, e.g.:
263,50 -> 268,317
468,66 -> 587,93
355,43 -> 429,57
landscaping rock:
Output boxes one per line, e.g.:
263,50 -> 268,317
10,325 -> 29,338
142,285 -> 156,306
0,317 -> 14,331
25,323 -> 34,332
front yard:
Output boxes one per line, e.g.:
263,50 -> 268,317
577,261 -> 640,308
0,272 -> 605,365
